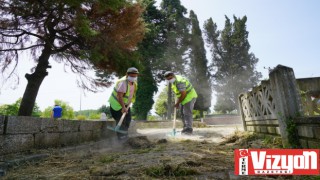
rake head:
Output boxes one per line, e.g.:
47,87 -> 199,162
107,125 -> 128,134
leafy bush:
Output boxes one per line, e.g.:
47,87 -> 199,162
76,115 -> 86,120
89,113 -> 101,120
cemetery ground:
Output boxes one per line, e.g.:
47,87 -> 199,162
2,126 -> 318,180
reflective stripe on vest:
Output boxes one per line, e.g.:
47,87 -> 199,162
112,87 -> 129,99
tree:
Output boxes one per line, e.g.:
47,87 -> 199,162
42,99 -> 74,119
133,66 -> 158,120
204,16 -> 262,113
132,0 -> 164,120
160,0 -> 189,120
155,86 -> 170,119
187,10 -> 212,117
0,98 -> 41,116
0,0 -> 145,116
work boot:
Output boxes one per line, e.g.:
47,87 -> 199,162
181,127 -> 188,133
182,127 -> 193,135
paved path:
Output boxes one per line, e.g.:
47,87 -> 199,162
134,125 -> 243,143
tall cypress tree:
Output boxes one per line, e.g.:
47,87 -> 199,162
133,0 -> 165,120
188,11 -> 212,117
160,0 -> 189,119
160,0 -> 189,73
204,16 -> 261,113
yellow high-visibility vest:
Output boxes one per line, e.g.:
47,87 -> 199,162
108,76 -> 138,111
172,75 -> 197,105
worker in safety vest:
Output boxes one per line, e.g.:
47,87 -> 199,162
108,67 -> 139,140
164,71 -> 197,134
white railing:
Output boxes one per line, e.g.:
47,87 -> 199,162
239,81 -> 277,121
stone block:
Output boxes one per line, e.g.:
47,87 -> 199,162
313,127 -> 320,139
275,127 -> 281,135
307,140 -> 320,149
0,116 -> 5,135
297,126 -> 314,138
79,121 -> 102,131
92,130 -> 101,141
35,133 -> 60,148
60,132 -> 80,146
260,126 -> 268,133
267,127 -> 277,134
6,116 -> 41,134
62,120 -> 80,132
246,126 -> 255,132
299,139 -> 308,148
40,118 -> 63,133
246,120 -> 279,126
0,134 -> 34,155
78,131 -> 92,143
254,126 -> 260,132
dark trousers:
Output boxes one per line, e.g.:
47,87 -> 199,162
110,106 -> 131,138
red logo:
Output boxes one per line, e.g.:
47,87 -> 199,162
234,149 -> 320,175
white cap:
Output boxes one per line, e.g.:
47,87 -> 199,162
127,67 -> 139,74
164,71 -> 174,77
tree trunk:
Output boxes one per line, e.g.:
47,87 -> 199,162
18,47 -> 52,116
200,110 -> 204,118
166,83 -> 172,120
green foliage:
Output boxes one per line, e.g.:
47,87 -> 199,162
89,113 -> 101,120
286,117 -> 301,148
100,154 -> 120,164
74,105 -> 110,120
133,66 -> 158,120
204,16 -> 262,113
192,110 -> 201,119
147,115 -> 158,121
76,115 -> 86,120
160,0 -> 189,74
132,0 -> 165,120
187,11 -> 212,114
98,105 -> 111,118
0,98 -> 41,117
75,109 -> 99,118
0,0 -> 145,116
42,100 -> 75,119
155,87 -> 169,118
42,107 -> 53,118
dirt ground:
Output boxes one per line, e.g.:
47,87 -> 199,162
2,126 -> 318,180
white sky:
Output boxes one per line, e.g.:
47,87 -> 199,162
1,0 -> 320,111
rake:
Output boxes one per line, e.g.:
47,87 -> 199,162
107,112 -> 128,134
167,101 -> 181,137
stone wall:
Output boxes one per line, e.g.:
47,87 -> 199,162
203,115 -> 242,125
239,65 -> 320,148
294,116 -> 320,148
0,116 -> 116,155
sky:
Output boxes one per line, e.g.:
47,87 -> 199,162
1,0 -> 320,112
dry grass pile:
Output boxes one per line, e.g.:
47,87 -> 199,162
220,130 -> 283,149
